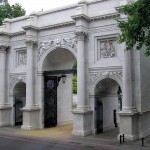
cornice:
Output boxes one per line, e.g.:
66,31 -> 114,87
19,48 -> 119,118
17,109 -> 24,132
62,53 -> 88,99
90,12 -> 120,21
0,32 -> 10,36
0,13 -> 120,37
22,25 -> 39,31
39,21 -> 75,31
71,14 -> 90,22
0,31 -> 26,37
72,12 -> 120,22
11,31 -> 26,37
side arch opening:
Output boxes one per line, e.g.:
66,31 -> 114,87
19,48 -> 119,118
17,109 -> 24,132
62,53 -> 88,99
13,82 -> 26,126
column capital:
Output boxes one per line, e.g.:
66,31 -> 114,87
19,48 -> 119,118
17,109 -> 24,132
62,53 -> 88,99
75,31 -> 88,41
26,40 -> 37,49
0,45 -> 9,53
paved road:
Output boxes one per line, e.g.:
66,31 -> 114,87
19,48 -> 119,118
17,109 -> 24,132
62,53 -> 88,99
0,135 -> 115,150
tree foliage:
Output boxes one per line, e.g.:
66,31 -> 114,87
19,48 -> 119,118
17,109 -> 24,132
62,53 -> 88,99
72,75 -> 77,94
117,0 -> 150,56
72,62 -> 77,94
0,0 -> 26,25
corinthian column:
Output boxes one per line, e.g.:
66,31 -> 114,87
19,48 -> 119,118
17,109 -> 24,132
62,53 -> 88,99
75,31 -> 89,110
0,45 -> 9,106
25,40 -> 37,107
72,31 -> 92,136
122,50 -> 133,112
0,45 -> 11,127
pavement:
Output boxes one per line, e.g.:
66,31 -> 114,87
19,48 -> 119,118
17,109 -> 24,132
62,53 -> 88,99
0,124 -> 150,150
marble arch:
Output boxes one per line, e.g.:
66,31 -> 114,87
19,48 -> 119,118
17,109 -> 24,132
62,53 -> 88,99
0,0 -> 150,141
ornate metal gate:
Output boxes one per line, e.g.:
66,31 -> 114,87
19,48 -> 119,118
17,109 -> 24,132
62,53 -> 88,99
96,99 -> 103,134
14,97 -> 23,126
44,76 -> 57,127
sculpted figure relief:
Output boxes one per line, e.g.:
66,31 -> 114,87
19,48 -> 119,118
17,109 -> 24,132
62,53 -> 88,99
100,40 -> 116,59
18,52 -> 27,66
37,37 -> 77,61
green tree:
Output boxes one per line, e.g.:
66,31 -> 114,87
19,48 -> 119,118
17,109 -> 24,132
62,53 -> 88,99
72,62 -> 77,94
72,75 -> 77,94
117,0 -> 150,56
0,0 -> 26,25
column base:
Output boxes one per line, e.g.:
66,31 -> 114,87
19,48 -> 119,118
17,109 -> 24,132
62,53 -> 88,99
21,106 -> 40,130
119,110 -> 139,141
72,108 -> 92,136
0,105 -> 12,127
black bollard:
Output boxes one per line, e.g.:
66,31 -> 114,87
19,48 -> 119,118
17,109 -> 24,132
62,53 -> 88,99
120,135 -> 122,144
142,138 -> 144,147
122,134 -> 125,142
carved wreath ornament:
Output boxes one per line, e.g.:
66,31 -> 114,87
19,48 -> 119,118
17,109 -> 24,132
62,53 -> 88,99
37,37 -> 77,61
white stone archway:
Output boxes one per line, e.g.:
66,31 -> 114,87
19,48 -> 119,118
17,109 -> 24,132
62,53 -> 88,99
37,45 -> 77,129
89,71 -> 123,134
9,74 -> 26,126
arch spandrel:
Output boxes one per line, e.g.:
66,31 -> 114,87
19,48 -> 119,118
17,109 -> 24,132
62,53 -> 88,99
9,74 -> 26,94
37,36 -> 77,71
89,71 -> 123,95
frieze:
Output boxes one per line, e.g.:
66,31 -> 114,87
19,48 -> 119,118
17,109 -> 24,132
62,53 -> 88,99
9,74 -> 26,89
89,71 -> 122,85
37,37 -> 77,61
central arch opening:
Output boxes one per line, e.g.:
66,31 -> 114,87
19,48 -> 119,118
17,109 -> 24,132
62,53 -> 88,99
95,78 -> 122,135
42,48 -> 77,129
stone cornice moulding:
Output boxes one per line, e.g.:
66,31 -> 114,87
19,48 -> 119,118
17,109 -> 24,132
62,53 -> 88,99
22,25 -> 39,31
0,31 -> 10,36
90,12 -> 120,21
11,31 -> 26,37
39,21 -> 76,31
71,14 -> 90,22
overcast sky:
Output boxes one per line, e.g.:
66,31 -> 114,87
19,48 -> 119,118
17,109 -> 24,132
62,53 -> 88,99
9,0 -> 79,14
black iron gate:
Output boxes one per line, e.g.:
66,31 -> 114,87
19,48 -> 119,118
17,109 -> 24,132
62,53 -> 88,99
14,97 -> 23,126
44,76 -> 57,127
96,100 -> 103,134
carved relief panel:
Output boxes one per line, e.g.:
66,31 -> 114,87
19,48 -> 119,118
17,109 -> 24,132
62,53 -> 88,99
16,50 -> 27,67
97,38 -> 117,61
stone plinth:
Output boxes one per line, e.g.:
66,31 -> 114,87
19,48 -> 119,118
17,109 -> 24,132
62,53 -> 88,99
21,107 -> 40,130
72,109 -> 92,136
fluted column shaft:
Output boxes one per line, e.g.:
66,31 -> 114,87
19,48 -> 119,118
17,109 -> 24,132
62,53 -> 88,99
122,50 -> 133,112
0,45 -> 9,106
75,31 -> 88,109
26,40 -> 37,107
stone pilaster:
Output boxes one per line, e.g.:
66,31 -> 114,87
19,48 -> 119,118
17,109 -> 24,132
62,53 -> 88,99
0,45 -> 11,127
